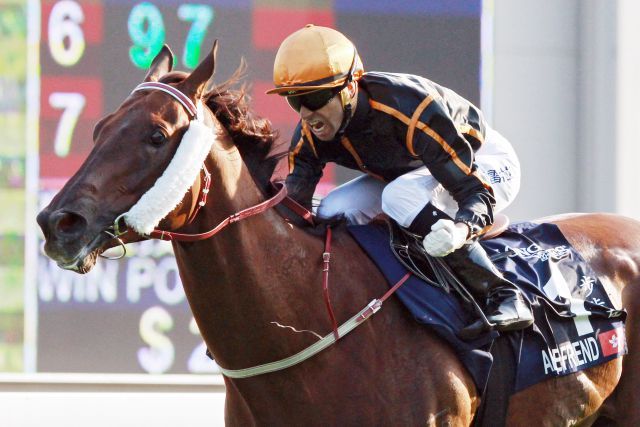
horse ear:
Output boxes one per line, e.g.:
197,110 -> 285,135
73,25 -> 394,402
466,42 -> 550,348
144,45 -> 174,82
181,40 -> 218,100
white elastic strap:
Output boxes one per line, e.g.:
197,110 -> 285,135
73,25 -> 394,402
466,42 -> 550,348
218,300 -> 380,379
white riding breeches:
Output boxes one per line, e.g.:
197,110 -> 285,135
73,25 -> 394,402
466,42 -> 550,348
317,127 -> 521,226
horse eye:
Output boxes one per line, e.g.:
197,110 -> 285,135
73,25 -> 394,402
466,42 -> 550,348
149,129 -> 167,146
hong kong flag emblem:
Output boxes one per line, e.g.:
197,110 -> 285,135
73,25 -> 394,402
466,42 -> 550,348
598,327 -> 626,357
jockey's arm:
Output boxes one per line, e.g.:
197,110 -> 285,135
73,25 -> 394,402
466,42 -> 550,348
411,104 -> 496,239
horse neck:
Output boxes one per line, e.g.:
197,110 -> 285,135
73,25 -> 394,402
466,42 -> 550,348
172,135 -> 328,370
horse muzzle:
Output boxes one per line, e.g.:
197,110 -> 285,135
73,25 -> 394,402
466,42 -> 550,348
37,208 -> 109,273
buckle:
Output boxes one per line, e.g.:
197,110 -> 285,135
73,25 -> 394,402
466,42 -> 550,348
358,299 -> 382,322
322,252 -> 331,272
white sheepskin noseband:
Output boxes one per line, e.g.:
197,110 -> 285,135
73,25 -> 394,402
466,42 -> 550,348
123,83 -> 215,235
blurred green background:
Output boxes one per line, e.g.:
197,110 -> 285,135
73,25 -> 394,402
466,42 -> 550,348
0,0 -> 27,372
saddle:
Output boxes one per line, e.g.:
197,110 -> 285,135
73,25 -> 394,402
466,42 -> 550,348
348,217 -> 627,405
481,214 -> 510,240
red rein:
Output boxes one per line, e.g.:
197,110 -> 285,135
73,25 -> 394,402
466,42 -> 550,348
145,176 -> 347,339
148,182 -> 288,241
145,180 -> 349,336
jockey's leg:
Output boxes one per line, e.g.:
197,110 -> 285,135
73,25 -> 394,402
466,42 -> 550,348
407,203 -> 533,331
474,127 -> 521,211
317,174 -> 386,224
381,127 -> 532,331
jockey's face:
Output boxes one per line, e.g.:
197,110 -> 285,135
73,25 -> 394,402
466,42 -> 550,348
298,82 -> 357,141
299,91 -> 344,141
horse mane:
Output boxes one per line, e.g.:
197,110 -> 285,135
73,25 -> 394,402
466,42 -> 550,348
160,65 -> 288,192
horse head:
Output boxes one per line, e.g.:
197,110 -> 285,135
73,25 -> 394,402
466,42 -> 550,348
37,42 -> 222,273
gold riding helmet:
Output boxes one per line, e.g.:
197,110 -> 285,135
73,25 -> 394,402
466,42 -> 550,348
266,24 -> 364,100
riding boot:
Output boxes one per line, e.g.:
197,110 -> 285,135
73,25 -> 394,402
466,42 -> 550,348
444,242 -> 533,331
408,203 -> 533,332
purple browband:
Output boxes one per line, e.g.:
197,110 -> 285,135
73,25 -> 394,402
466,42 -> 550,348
132,82 -> 198,119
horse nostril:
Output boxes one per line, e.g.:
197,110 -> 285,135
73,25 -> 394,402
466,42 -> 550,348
36,210 -> 51,238
50,211 -> 88,237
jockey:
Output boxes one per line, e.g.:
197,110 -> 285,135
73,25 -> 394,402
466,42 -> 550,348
267,25 -> 533,332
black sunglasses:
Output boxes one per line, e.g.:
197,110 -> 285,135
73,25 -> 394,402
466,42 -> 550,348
285,87 -> 342,112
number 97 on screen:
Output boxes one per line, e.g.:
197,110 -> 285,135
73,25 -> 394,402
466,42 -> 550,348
128,2 -> 214,70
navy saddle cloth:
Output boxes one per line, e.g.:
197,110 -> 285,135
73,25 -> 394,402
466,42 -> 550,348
348,221 -> 627,393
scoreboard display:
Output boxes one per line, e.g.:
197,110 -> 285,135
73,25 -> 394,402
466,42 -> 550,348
33,0 -> 483,374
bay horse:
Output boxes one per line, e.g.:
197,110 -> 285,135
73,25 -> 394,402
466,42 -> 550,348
37,43 -> 640,426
